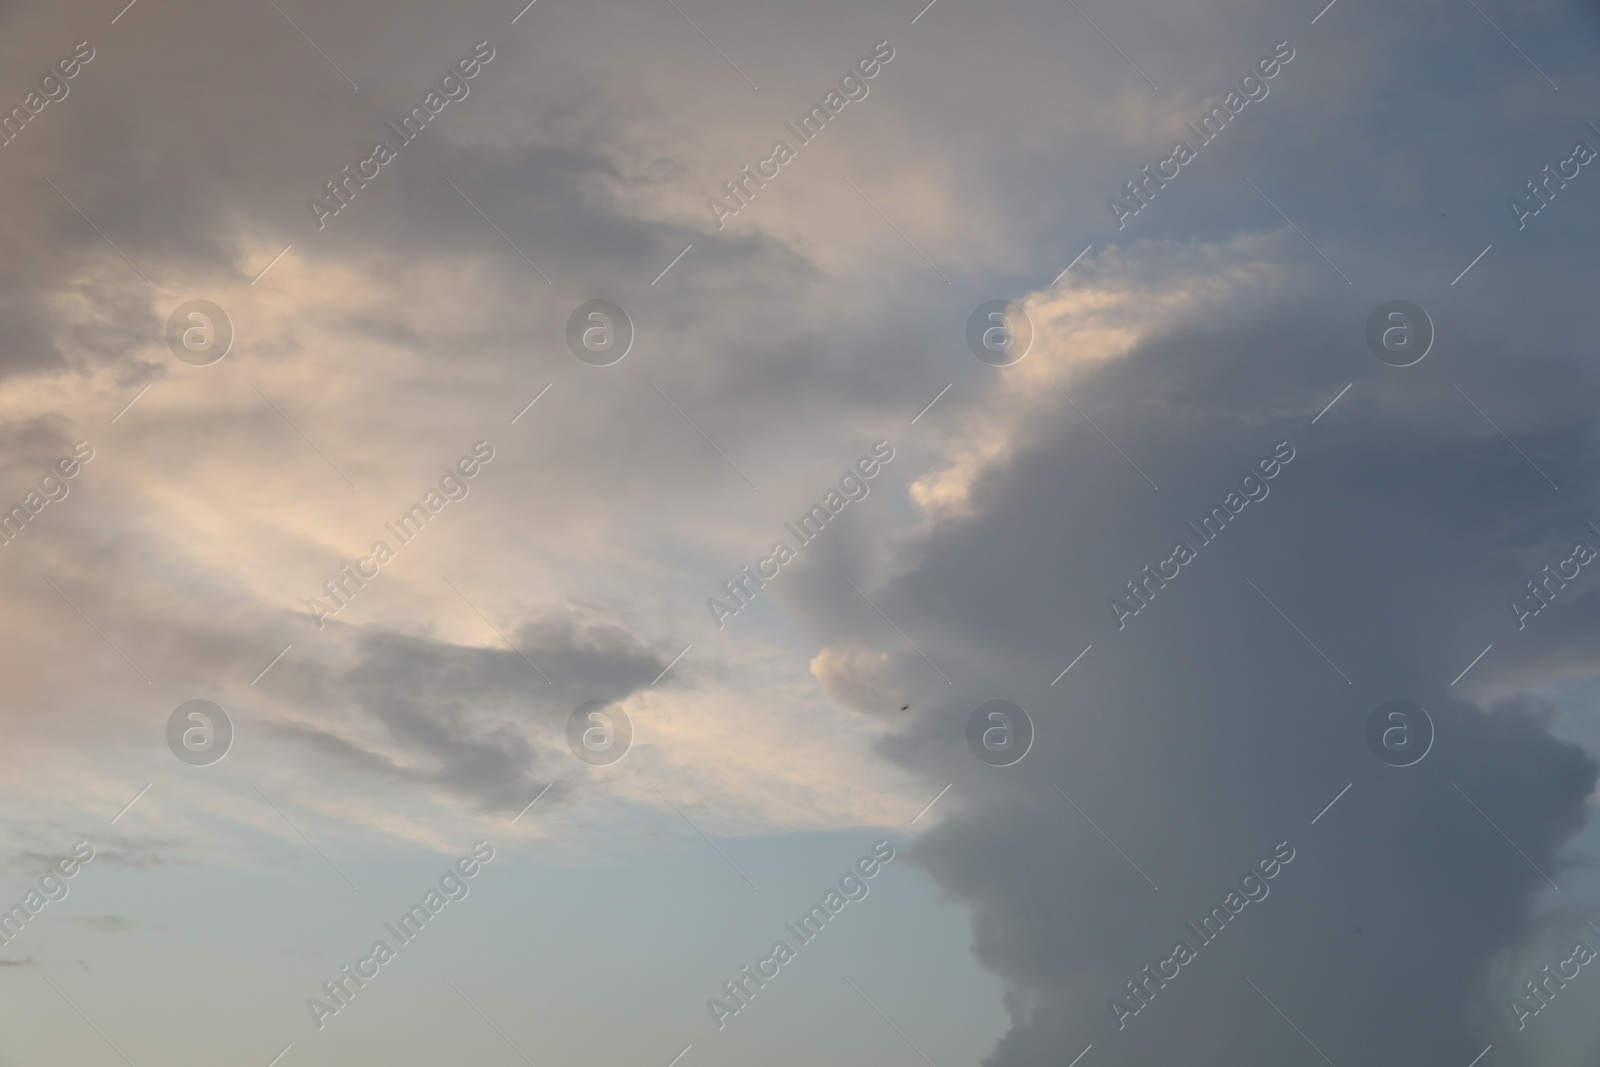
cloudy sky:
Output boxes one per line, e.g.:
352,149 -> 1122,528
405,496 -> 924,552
2,0 -> 1599,1064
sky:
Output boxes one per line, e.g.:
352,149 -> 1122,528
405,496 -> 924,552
1,0 -> 1599,1065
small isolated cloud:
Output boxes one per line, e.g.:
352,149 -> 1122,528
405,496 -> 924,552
810,646 -> 918,719
267,612 -> 677,815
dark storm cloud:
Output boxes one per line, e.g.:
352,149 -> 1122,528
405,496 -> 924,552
798,272 -> 1600,1067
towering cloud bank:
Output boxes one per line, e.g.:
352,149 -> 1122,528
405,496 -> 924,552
809,252 -> 1600,1067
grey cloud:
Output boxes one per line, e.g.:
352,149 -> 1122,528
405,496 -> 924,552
799,273 -> 1600,1067
93,836 -> 185,869
0,418 -> 85,487
0,0 -> 1597,1063
270,611 -> 680,814
9,837 -> 180,873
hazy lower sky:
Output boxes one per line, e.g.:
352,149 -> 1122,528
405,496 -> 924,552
2,0 -> 1599,1065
